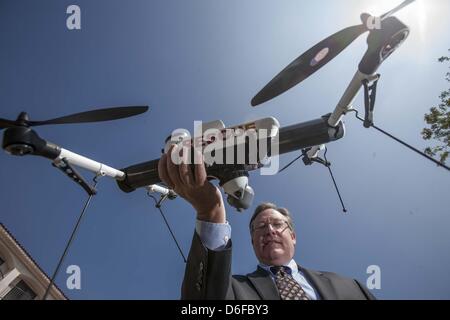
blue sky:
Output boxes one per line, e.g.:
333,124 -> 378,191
1,0 -> 449,299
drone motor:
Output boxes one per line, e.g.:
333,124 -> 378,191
359,16 -> 410,75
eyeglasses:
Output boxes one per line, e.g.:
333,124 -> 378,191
252,220 -> 290,233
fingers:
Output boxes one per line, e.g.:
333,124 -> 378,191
160,144 -> 199,191
179,148 -> 194,186
194,149 -> 207,187
179,163 -> 194,185
166,145 -> 184,189
158,153 -> 174,189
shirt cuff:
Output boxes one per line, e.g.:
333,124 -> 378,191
195,219 -> 231,251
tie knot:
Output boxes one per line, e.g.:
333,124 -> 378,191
270,266 -> 290,277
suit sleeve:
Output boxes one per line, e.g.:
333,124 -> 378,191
181,231 -> 234,300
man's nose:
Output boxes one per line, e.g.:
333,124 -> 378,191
264,223 -> 277,235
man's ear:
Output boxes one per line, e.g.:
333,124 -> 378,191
291,231 -> 296,245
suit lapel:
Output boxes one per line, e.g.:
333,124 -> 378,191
299,265 -> 338,300
246,264 -> 339,300
247,267 -> 280,300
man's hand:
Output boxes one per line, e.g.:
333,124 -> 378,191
158,144 -> 226,223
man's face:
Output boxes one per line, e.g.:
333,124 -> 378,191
251,209 -> 296,266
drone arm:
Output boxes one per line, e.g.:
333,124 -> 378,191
328,70 -> 378,127
2,126 -> 125,180
54,148 -> 173,197
53,148 -> 125,180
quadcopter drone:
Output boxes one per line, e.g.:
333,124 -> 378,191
1,0 -> 431,212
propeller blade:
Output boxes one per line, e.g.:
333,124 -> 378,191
0,118 -> 18,129
28,106 -> 149,126
251,24 -> 367,106
380,0 -> 416,21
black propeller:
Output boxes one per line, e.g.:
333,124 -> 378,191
0,118 -> 17,129
0,106 -> 149,129
251,0 -> 416,107
251,24 -> 368,106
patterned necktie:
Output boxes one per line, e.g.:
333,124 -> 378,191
270,266 -> 310,300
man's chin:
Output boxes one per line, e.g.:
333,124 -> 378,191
262,250 -> 289,265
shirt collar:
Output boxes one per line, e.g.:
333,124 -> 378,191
259,259 -> 298,276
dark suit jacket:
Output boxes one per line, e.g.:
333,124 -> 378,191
182,232 -> 376,300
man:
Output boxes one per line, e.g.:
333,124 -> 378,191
158,145 -> 376,300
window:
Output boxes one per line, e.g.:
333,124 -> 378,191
3,280 -> 37,300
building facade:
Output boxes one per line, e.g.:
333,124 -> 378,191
0,224 -> 67,300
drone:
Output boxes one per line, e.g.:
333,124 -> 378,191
1,0 -> 444,297
1,0 -> 438,211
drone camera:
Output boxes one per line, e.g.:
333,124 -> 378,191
221,173 -> 255,211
